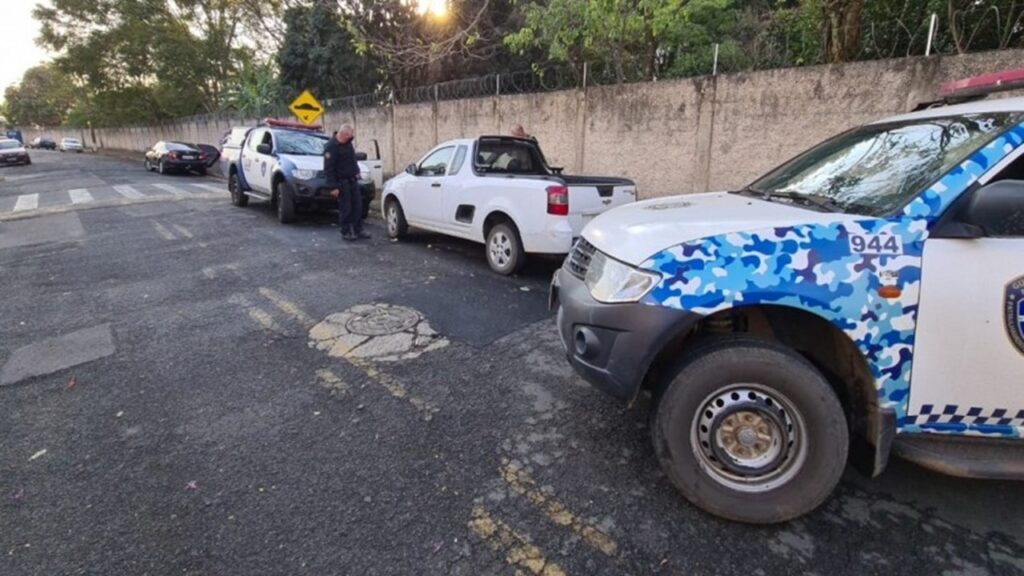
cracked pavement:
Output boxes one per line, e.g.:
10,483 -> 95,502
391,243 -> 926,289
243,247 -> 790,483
2,152 -> 1023,575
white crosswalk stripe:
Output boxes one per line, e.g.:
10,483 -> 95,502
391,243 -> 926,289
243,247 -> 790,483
69,189 -> 94,204
192,182 -> 225,193
152,183 -> 190,196
13,194 -> 39,212
114,185 -> 144,199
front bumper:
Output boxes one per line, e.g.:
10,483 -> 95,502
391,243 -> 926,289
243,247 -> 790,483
293,179 -> 376,206
552,267 -> 701,401
0,154 -> 29,164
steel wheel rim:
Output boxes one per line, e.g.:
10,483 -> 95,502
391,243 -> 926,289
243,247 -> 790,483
387,205 -> 398,234
691,383 -> 807,493
489,232 -> 511,267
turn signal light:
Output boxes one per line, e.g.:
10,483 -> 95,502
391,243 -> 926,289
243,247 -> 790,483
547,185 -> 569,216
878,285 -> 902,299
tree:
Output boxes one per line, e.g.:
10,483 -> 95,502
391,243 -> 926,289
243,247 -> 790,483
33,0 -> 254,125
3,65 -> 77,127
820,0 -> 864,62
276,1 -> 382,99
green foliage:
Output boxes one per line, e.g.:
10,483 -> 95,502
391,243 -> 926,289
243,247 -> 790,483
223,61 -> 284,117
3,65 -> 77,127
276,2 -> 382,99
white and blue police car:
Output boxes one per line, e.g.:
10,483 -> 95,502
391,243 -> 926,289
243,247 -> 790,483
552,69 -> 1024,523
220,119 -> 376,223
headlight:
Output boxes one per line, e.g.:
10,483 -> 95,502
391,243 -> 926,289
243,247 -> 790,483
584,250 -> 660,303
292,169 -> 319,180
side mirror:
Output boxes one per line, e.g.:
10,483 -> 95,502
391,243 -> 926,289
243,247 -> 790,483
962,180 -> 1024,237
256,143 -> 272,155
406,163 -> 417,175
355,152 -> 368,161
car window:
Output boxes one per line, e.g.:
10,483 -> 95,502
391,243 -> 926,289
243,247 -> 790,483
167,142 -> 195,151
418,147 -> 454,176
474,140 -> 545,175
450,145 -> 468,175
750,112 -> 1022,216
248,129 -> 266,152
275,130 -> 329,156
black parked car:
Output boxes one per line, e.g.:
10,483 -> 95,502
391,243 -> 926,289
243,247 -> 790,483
30,137 -> 56,150
145,141 -> 209,175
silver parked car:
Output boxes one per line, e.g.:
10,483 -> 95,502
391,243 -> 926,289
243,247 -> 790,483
59,137 -> 84,153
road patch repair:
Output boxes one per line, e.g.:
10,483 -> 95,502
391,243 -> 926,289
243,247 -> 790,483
0,324 -> 115,385
308,304 -> 448,362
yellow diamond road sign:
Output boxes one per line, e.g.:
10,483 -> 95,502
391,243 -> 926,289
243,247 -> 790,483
289,90 -> 324,126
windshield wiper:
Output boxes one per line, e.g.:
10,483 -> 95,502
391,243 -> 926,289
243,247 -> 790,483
730,187 -> 841,212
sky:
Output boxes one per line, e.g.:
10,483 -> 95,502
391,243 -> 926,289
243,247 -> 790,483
0,1 -> 51,98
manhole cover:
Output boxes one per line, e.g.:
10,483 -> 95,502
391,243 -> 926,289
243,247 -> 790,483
309,303 -> 448,362
346,306 -> 420,336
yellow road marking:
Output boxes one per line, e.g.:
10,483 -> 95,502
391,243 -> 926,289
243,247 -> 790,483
151,221 -> 176,240
348,356 -> 439,420
171,223 -> 194,239
259,287 -> 316,326
469,506 -> 566,576
246,307 -> 285,333
315,368 -> 350,396
500,459 -> 618,558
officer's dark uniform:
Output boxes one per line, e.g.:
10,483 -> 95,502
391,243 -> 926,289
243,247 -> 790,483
323,134 -> 363,237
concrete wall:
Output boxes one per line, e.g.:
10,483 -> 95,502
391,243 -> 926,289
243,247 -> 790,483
22,49 -> 1024,198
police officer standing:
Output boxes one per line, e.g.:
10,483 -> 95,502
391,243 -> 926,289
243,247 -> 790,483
324,123 -> 369,241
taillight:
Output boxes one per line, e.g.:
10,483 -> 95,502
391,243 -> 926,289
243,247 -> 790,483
167,151 -> 178,159
547,185 -> 569,216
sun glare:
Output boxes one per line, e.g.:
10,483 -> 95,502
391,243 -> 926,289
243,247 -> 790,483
416,0 -> 448,17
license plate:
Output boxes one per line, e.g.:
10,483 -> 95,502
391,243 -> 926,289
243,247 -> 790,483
182,155 -> 195,160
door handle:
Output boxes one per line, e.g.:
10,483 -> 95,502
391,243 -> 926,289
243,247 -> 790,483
431,183 -> 441,188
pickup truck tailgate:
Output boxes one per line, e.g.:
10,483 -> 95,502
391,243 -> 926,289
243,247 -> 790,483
563,176 -> 636,229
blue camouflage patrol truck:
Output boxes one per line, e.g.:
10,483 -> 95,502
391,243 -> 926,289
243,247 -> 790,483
551,69 -> 1024,523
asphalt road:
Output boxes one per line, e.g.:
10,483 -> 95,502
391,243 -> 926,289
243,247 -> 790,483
2,151 -> 1023,576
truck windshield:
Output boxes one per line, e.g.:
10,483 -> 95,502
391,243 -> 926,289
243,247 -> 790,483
747,112 -> 1021,216
276,131 -> 328,155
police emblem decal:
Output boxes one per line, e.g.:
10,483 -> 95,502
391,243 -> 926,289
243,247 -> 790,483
1005,276 -> 1024,355
261,161 -> 267,177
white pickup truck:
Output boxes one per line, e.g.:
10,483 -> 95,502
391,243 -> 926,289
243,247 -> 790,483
381,136 -> 636,274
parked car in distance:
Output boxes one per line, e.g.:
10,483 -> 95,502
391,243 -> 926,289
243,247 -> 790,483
30,137 -> 56,150
220,119 -> 376,223
0,138 -> 30,166
382,136 -> 636,274
59,137 -> 84,152
145,141 -> 209,175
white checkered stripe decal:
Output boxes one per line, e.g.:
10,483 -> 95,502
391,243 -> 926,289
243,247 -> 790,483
907,404 -> 1024,427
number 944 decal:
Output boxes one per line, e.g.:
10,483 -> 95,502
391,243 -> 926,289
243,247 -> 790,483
848,233 -> 903,255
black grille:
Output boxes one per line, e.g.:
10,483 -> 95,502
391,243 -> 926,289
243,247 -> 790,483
566,238 -> 596,279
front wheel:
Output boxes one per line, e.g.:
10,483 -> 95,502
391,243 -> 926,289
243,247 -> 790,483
276,182 -> 296,224
229,171 -> 248,207
652,336 -> 848,524
385,198 -> 408,239
486,222 -> 525,275
158,160 -> 166,175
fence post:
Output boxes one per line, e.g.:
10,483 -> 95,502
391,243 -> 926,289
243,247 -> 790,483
496,74 -> 500,97
713,43 -> 720,76
925,13 -> 937,56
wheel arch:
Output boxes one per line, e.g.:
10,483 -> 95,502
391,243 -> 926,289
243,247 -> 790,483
645,303 -> 892,476
483,210 -> 517,239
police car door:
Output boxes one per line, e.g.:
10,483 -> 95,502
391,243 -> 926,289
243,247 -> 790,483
908,157 -> 1024,435
244,128 -> 274,194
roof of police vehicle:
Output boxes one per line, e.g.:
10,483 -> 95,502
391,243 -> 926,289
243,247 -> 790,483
877,95 -> 1024,124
